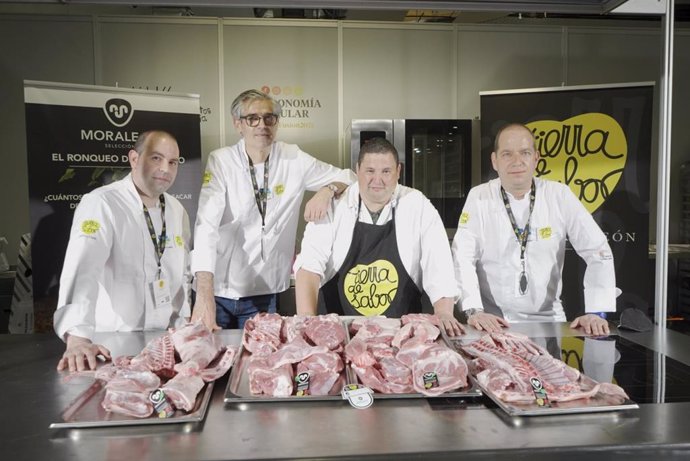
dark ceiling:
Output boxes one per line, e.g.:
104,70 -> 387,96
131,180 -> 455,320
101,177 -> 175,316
1,0 -> 688,23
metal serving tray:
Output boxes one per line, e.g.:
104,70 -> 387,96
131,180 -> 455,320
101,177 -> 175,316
50,379 -> 214,429
447,336 -> 639,416
224,345 -> 351,402
478,375 -> 639,416
224,317 -> 481,403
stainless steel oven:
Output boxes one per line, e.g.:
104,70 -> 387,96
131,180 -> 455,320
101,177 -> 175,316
346,119 -> 473,230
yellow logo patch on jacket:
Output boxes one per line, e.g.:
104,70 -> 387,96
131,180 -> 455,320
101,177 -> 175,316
81,220 -> 100,235
274,184 -> 285,196
202,171 -> 212,186
175,235 -> 184,248
539,227 -> 552,239
459,212 -> 469,226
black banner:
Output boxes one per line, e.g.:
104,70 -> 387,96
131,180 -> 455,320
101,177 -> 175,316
24,82 -> 202,332
480,83 -> 653,320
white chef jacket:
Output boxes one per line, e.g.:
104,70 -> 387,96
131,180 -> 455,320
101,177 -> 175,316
54,174 -> 191,341
293,183 -> 459,305
191,140 -> 355,299
451,177 -> 616,322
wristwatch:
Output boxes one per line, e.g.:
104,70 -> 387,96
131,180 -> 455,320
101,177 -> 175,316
464,308 -> 484,318
325,183 -> 339,197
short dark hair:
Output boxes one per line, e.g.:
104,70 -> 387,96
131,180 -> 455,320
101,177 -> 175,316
133,130 -> 177,154
357,137 -> 399,166
493,123 -> 536,152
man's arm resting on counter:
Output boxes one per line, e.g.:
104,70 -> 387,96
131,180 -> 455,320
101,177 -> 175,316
191,271 -> 220,330
295,269 -> 321,315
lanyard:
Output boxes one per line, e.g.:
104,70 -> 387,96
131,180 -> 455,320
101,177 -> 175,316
247,152 -> 270,260
142,194 -> 167,279
247,153 -> 270,229
500,181 -> 535,295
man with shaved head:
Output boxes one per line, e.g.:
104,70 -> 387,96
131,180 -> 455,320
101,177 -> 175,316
452,123 -> 616,336
54,130 -> 191,371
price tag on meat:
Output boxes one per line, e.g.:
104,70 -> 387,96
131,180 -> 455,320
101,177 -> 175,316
295,372 -> 311,396
341,384 -> 374,409
150,389 -> 176,418
529,377 -> 551,407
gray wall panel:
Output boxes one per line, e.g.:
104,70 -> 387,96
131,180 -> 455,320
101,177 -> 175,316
343,25 -> 455,123
0,16 -> 94,264
98,18 -> 220,161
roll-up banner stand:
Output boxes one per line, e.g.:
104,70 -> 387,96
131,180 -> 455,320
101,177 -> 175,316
480,82 -> 653,321
23,81 -> 202,333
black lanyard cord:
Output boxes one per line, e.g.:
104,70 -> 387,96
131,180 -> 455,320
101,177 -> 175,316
500,181 -> 536,294
142,194 -> 167,278
247,152 -> 270,229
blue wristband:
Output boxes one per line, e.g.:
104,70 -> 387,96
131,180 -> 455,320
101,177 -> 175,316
593,312 -> 607,319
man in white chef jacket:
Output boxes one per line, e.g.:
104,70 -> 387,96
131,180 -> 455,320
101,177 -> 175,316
452,123 -> 616,336
294,137 -> 465,337
54,130 -> 191,372
191,89 -> 354,330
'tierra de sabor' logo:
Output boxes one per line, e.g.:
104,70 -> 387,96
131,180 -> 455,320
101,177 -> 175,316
103,98 -> 134,127
527,113 -> 627,214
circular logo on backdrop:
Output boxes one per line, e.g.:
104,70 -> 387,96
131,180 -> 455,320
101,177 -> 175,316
343,259 -> 398,316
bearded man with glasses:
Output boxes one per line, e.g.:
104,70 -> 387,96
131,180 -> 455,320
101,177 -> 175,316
191,89 -> 354,330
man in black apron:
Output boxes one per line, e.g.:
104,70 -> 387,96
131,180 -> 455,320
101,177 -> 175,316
294,138 -> 464,337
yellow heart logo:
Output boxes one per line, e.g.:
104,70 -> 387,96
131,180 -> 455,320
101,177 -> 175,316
343,259 -> 398,316
527,113 -> 627,213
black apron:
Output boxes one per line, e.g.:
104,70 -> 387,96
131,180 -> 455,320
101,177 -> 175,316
321,198 -> 422,318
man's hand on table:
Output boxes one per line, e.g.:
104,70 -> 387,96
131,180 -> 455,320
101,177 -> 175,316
467,312 -> 510,333
57,334 -> 111,372
570,313 -> 610,336
437,311 -> 465,337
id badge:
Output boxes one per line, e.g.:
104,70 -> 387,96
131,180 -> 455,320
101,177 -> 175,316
514,271 -> 528,297
151,278 -> 172,308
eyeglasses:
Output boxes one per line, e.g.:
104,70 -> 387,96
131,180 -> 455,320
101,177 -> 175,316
239,113 -> 279,127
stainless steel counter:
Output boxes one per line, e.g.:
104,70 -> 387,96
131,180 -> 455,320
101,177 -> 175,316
3,323 -> 690,461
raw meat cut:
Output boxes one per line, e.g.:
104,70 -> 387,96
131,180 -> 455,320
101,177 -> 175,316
101,390 -> 153,418
130,333 -> 176,378
304,314 -> 347,350
461,331 -> 629,404
66,322 -> 236,419
411,344 -> 468,396
247,357 -> 293,397
295,350 -> 344,395
343,315 -> 468,396
172,322 -> 222,372
243,313 -> 283,356
161,373 -> 205,411
105,369 -> 161,393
